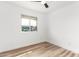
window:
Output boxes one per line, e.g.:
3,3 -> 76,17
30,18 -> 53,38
21,15 -> 37,32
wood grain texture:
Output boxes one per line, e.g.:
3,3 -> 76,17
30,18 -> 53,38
0,42 -> 79,57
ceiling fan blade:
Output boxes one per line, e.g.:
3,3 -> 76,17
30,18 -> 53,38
32,1 -> 41,2
44,3 -> 49,8
31,1 -> 49,8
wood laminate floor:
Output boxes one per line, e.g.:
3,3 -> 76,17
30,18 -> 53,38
0,42 -> 79,57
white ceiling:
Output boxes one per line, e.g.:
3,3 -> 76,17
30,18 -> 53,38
10,1 -> 75,13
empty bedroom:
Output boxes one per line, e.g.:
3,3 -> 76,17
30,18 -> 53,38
0,1 -> 79,57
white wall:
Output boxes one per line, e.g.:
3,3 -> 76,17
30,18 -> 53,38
48,2 -> 79,53
0,2 -> 47,52
1,1 -> 79,53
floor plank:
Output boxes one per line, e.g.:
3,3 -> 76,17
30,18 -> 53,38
0,42 -> 78,57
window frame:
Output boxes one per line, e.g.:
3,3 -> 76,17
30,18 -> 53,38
21,14 -> 37,32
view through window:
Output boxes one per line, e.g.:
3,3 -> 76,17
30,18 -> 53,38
21,15 -> 37,32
